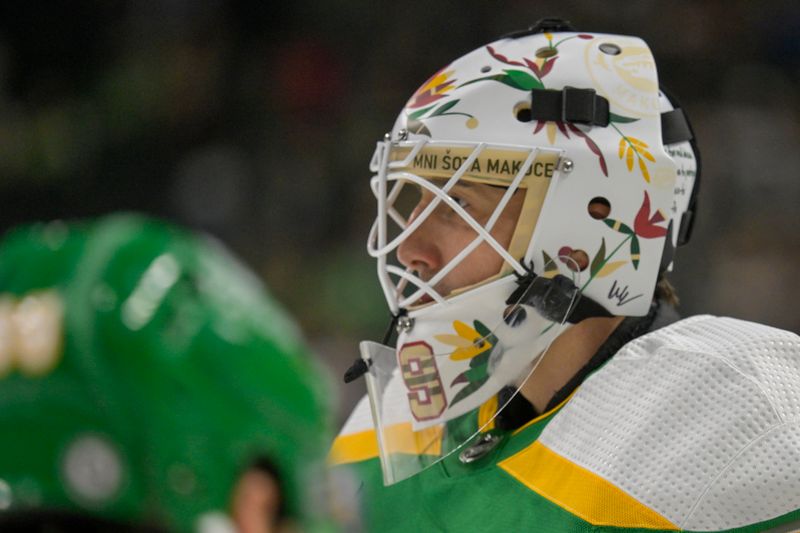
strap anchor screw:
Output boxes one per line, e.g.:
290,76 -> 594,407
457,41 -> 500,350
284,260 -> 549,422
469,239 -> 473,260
396,315 -> 414,333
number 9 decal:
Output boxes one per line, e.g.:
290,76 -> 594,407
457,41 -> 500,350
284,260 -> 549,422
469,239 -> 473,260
398,341 -> 447,421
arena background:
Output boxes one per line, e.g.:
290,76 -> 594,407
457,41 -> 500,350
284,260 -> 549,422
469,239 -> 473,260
1,0 -> 798,422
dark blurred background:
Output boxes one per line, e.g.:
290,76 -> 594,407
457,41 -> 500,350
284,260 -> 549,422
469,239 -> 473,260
1,0 -> 798,423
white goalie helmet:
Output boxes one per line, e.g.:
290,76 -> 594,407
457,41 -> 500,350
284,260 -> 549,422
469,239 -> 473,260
356,19 -> 700,485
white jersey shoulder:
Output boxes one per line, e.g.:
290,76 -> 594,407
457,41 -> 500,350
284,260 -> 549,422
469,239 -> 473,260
539,315 -> 800,531
338,394 -> 375,437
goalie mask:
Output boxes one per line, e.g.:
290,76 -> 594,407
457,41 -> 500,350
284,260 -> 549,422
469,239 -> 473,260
357,19 -> 699,485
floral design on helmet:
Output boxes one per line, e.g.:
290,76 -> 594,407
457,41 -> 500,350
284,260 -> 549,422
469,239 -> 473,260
547,190 -> 669,302
434,319 -> 499,407
405,68 -> 477,134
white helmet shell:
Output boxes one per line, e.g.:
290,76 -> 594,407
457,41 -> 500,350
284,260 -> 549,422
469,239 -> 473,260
379,30 -> 698,316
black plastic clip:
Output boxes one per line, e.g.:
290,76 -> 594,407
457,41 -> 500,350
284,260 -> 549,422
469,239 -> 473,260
530,87 -> 610,127
343,358 -> 371,384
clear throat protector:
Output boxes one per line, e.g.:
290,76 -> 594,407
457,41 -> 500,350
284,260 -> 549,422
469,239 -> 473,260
363,137 -> 581,484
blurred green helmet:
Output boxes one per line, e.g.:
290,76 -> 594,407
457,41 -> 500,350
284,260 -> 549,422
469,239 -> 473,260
0,213 -> 333,531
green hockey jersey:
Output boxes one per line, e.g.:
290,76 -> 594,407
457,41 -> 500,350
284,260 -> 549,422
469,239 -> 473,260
330,315 -> 800,532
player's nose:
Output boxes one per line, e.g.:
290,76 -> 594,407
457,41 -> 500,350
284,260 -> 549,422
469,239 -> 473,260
397,202 -> 442,277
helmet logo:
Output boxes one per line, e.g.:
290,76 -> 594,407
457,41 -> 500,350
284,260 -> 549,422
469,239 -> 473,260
612,47 -> 658,93
587,40 -> 659,117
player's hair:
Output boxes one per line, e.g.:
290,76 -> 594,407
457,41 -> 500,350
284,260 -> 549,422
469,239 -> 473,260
655,277 -> 679,307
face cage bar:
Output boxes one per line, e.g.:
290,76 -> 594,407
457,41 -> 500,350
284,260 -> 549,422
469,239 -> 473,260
367,138 -> 563,314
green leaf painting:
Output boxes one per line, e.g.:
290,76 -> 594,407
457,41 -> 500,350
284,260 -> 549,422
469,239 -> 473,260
469,350 -> 490,369
609,113 -> 640,124
430,100 -> 460,117
590,238 -> 606,277
630,235 -> 641,270
502,69 -> 543,90
408,104 -> 435,120
459,69 -> 543,92
450,378 -> 488,407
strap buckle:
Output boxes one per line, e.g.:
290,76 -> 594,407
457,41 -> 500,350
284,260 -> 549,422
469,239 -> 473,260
530,87 -> 610,127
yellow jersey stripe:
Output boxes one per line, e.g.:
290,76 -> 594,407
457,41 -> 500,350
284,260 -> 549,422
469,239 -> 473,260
328,423 -> 443,466
328,428 -> 379,466
331,393 -> 507,466
499,441 -> 679,530
477,394 -> 498,432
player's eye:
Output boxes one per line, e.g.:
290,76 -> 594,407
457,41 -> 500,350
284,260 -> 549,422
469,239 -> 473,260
449,194 -> 469,210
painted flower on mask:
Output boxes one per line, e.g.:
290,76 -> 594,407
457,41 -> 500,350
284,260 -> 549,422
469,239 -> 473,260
603,191 -> 667,240
435,320 -> 499,407
467,33 -> 594,90
601,191 -> 668,269
618,135 -> 656,182
633,190 -> 668,238
407,68 -> 457,109
436,320 -> 493,361
405,68 -> 478,133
